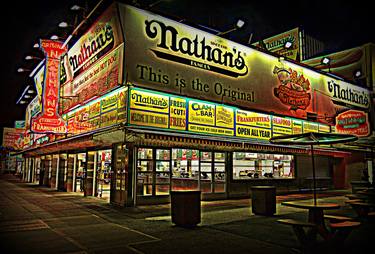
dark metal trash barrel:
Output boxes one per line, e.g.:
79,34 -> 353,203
170,191 -> 201,227
251,186 -> 276,215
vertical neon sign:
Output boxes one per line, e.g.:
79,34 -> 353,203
31,40 -> 67,134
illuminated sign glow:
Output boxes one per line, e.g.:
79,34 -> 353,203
129,87 -> 338,141
32,40 -> 67,134
123,4 -> 371,127
335,110 -> 369,137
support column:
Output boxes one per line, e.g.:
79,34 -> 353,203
22,158 -> 27,181
29,158 -> 34,183
85,151 -> 95,196
73,155 -> 77,192
67,154 -> 75,192
56,155 -> 60,190
93,152 -> 97,197
43,157 -> 51,186
50,155 -> 58,189
57,154 -> 66,191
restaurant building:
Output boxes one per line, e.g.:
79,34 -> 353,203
5,2 -> 373,206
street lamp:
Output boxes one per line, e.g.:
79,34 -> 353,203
217,19 -> 245,36
321,57 -> 330,65
284,41 -> 293,49
58,21 -> 70,28
17,68 -> 31,73
71,5 -> 85,11
50,35 -> 59,40
354,69 -> 362,78
25,56 -> 42,61
321,57 -> 331,72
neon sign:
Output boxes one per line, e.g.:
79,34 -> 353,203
32,40 -> 67,134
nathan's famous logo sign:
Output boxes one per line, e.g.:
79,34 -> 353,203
253,28 -> 299,60
273,66 -> 311,111
144,19 -> 248,78
32,40 -> 67,134
335,110 -> 369,137
60,3 -> 122,85
67,24 -> 114,78
130,90 -> 169,113
327,80 -> 369,109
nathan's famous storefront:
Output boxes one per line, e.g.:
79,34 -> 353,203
18,4 -> 126,203
119,4 -> 372,205
17,3 -> 372,207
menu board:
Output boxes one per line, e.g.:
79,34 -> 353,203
128,87 -> 366,140
65,87 -> 127,135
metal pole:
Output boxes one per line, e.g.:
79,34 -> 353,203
311,144 -> 317,206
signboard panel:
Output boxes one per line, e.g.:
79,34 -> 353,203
31,40 -> 67,134
121,4 -> 371,127
2,127 -> 24,150
169,96 -> 187,130
64,87 -> 127,135
60,3 -> 123,84
335,110 -> 369,137
61,44 -> 124,113
253,28 -> 300,61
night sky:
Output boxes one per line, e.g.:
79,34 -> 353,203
0,0 -> 374,138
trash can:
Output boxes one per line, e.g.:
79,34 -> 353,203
170,190 -> 201,227
251,186 -> 276,215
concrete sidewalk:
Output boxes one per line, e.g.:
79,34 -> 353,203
1,173 -> 374,254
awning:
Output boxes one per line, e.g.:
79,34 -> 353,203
127,127 -> 350,156
20,124 -> 125,157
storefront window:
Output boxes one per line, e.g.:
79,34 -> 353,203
137,148 -> 154,196
137,148 -> 171,196
155,149 -> 170,195
200,152 -> 212,193
233,152 -> 294,180
76,153 -> 86,192
171,149 -> 199,191
137,148 -> 226,195
96,150 -> 111,200
214,152 -> 226,192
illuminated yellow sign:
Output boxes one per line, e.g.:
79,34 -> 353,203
130,89 -> 169,113
101,92 -> 118,113
188,100 -> 215,126
89,101 -> 101,119
292,120 -> 303,134
236,110 -> 271,128
303,122 -> 319,133
319,124 -> 330,133
216,105 -> 234,129
128,88 -> 339,141
129,110 -> 169,128
236,125 -> 271,140
101,110 -> 118,127
189,124 -> 234,136
170,97 -> 186,130
272,127 -> 292,136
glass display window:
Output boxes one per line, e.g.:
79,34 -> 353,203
138,148 -> 153,160
137,148 -> 171,196
233,152 -> 294,180
156,149 -> 170,160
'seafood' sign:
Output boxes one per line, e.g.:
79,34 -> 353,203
32,40 -> 67,134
